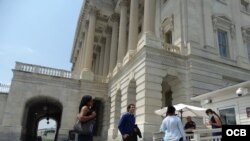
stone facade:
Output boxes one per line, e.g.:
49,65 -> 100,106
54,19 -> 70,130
1,0 -> 250,141
0,63 -> 108,141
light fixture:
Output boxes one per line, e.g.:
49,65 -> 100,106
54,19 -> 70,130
204,99 -> 212,104
236,87 -> 248,97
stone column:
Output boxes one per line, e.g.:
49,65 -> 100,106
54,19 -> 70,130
137,0 -> 160,51
98,45 -> 105,75
108,14 -> 119,76
124,0 -> 138,64
232,0 -> 249,67
75,57 -> 81,78
103,27 -> 112,76
79,22 -> 89,73
95,52 -> 100,75
81,7 -> 98,80
202,0 -> 214,48
143,0 -> 156,35
117,0 -> 128,67
92,55 -> 96,73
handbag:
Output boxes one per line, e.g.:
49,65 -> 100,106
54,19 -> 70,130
74,118 -> 96,135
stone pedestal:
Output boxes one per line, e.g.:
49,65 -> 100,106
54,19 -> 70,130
80,70 -> 94,81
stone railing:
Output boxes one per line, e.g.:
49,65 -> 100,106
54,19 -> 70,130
0,83 -> 10,93
15,62 -> 71,78
162,42 -> 181,54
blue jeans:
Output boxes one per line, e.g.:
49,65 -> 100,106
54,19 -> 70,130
78,134 -> 93,141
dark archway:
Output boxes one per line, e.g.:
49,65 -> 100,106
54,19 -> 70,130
20,96 -> 63,141
162,75 -> 179,107
92,98 -> 104,136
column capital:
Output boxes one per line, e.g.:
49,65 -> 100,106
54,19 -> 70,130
119,0 -> 129,7
85,20 -> 89,28
110,13 -> 120,22
89,6 -> 99,16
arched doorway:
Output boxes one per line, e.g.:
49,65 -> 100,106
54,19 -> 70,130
92,98 -> 104,136
20,96 -> 62,141
162,75 -> 179,107
37,118 -> 57,140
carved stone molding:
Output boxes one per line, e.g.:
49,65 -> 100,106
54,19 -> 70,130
85,20 -> 89,28
241,26 -> 250,42
105,26 -> 112,34
212,15 -> 235,38
119,0 -> 129,7
110,13 -> 120,22
89,6 -> 100,16
161,14 -> 174,33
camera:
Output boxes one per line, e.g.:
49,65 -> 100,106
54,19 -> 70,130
236,87 -> 248,97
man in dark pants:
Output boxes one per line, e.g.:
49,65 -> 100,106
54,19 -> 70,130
118,104 -> 137,141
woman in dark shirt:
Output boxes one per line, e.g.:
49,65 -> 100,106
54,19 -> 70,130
78,95 -> 96,141
205,109 -> 222,137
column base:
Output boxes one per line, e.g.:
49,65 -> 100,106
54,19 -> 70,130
107,128 -> 120,140
80,69 -> 94,81
123,50 -> 136,66
137,32 -> 162,52
112,63 -> 122,76
107,73 -> 113,80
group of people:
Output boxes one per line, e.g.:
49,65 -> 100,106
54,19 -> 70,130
76,95 -> 140,141
76,95 -> 222,141
159,105 -> 222,141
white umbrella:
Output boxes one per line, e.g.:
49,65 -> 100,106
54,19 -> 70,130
154,103 -> 207,120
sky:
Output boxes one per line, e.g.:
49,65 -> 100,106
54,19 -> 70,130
0,0 -> 83,85
0,0 -> 83,128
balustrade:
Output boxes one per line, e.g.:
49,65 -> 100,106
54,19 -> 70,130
15,62 -> 71,78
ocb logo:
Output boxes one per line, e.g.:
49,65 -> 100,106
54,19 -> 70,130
226,129 -> 247,136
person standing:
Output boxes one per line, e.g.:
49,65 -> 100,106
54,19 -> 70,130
160,105 -> 186,141
77,95 -> 96,141
118,104 -> 138,141
205,109 -> 222,137
184,116 -> 196,134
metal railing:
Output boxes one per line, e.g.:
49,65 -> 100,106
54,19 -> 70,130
15,62 -> 71,78
0,83 -> 10,93
153,128 -> 222,141
153,132 -> 193,141
191,128 -> 221,141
